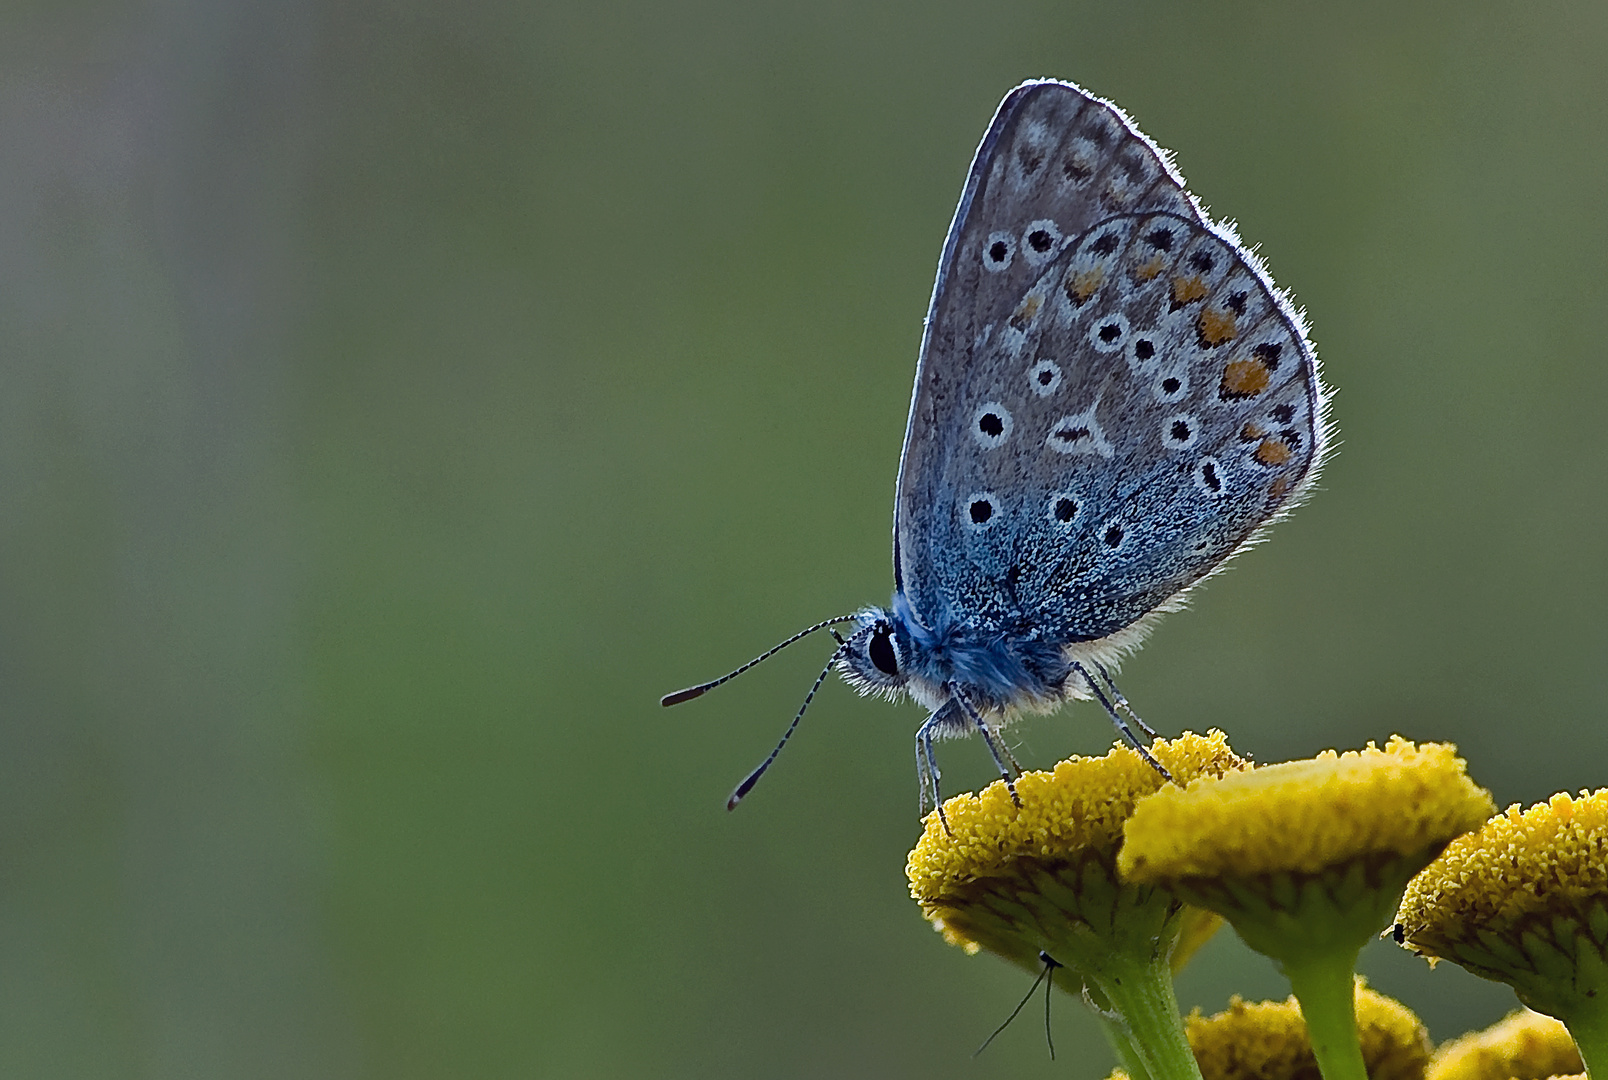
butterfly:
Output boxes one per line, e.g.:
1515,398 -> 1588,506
665,79 -> 1329,820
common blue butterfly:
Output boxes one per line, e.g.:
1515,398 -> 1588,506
665,79 -> 1330,820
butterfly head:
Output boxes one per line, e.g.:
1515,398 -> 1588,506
834,608 -> 911,701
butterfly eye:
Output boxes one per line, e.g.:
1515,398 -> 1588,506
868,626 -> 899,676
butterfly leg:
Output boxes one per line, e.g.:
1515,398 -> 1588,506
1092,660 -> 1158,740
914,709 -> 951,833
1069,661 -> 1173,782
997,736 -> 1025,776
948,683 -> 1023,808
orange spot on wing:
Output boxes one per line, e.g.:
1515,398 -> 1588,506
1220,358 -> 1271,399
1240,422 -> 1268,442
1133,254 -> 1166,281
1171,275 -> 1208,305
1197,306 -> 1237,347
1009,294 -> 1042,330
1254,439 -> 1293,467
1065,267 -> 1105,306
1269,476 -> 1290,499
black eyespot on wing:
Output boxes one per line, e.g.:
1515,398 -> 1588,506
1089,233 -> 1119,256
978,412 -> 1004,437
988,240 -> 1010,264
1144,227 -> 1174,251
1098,322 -> 1122,343
1270,403 -> 1295,424
1054,497 -> 1077,522
1161,376 -> 1181,394
970,499 -> 993,524
1134,339 -> 1155,361
1062,156 -> 1092,181
1027,229 -> 1054,253
1188,251 -> 1214,273
1103,524 -> 1124,547
1226,291 -> 1248,315
868,626 -> 898,676
1200,461 -> 1222,491
1169,419 -> 1192,442
1037,369 -> 1054,385
1253,342 -> 1283,370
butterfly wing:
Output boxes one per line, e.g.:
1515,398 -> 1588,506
894,80 -> 1326,643
998,211 -> 1323,642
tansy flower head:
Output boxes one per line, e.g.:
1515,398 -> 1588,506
908,731 -> 1242,965
1100,981 -> 1431,1080
1187,981 -> 1431,1080
908,731 -> 1244,1080
1120,738 -> 1494,883
1119,737 -> 1493,1080
1424,1008 -> 1581,1080
1396,789 -> 1608,1076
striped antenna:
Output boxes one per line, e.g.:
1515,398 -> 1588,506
659,615 -> 858,706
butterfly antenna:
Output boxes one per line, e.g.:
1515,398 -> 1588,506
660,615 -> 858,706
727,643 -> 847,810
975,951 -> 1062,1059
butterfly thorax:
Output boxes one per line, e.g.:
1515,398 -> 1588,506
834,593 -> 1074,719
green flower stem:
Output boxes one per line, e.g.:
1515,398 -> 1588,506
1087,1003 -> 1154,1080
1018,866 -> 1201,1080
1078,951 -> 1202,1080
1281,946 -> 1367,1080
1564,999 -> 1608,1079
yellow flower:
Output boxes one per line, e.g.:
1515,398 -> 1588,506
1424,1008 -> 1581,1080
1396,789 -> 1608,1076
1189,981 -> 1430,1080
1120,737 -> 1494,1080
1100,980 -> 1431,1080
909,731 -> 1244,910
908,731 -> 1244,1080
1120,738 -> 1494,882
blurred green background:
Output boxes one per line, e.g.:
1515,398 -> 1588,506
3,1 -> 1606,1076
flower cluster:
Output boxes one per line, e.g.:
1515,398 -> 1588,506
908,732 -> 1606,1080
1104,981 -> 1432,1080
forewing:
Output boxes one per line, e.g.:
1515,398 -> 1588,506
893,81 -> 1325,640
896,79 -> 1209,627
